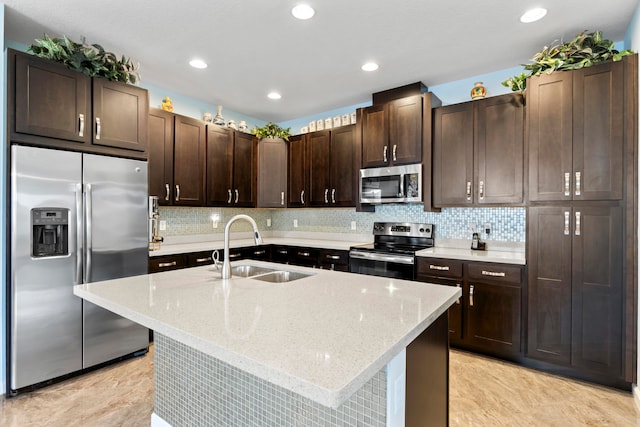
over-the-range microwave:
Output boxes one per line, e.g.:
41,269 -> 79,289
359,163 -> 422,204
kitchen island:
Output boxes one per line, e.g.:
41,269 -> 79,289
74,260 -> 460,426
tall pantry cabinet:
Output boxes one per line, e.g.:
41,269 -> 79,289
526,55 -> 637,387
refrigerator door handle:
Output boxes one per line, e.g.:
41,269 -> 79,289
84,183 -> 93,283
75,183 -> 83,285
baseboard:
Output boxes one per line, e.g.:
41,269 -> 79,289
632,384 -> 640,411
151,413 -> 172,427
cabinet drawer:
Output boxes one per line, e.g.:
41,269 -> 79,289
319,249 -> 349,266
416,258 -> 463,278
467,263 -> 522,284
186,251 -> 215,267
149,255 -> 187,273
290,247 -> 320,267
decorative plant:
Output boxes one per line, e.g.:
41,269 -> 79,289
27,34 -> 140,84
502,30 -> 634,92
251,122 -> 291,141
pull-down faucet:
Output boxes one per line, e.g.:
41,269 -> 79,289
221,214 -> 263,279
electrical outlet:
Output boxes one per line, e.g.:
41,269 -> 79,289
159,220 -> 167,231
267,218 -> 272,227
483,223 -> 491,235
293,219 -> 298,228
469,223 -> 477,233
351,221 -> 357,230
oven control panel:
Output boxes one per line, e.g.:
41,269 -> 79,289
372,222 -> 433,238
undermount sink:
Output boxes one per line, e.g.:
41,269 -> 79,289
251,270 -> 313,283
231,265 -> 278,278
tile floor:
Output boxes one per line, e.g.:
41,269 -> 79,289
0,346 -> 638,426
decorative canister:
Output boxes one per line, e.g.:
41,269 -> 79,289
309,121 -> 316,132
238,120 -> 248,132
351,112 -> 357,124
341,114 -> 350,126
213,105 -> 225,125
316,119 -> 324,131
333,116 -> 341,128
325,118 -> 333,129
470,82 -> 487,100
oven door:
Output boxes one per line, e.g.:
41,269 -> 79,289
349,250 -> 415,280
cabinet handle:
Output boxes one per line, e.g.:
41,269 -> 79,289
298,251 -> 311,257
575,171 -> 581,196
466,181 -> 472,201
429,265 -> 449,271
175,185 -> 180,202
95,117 -> 102,140
229,252 -> 242,259
481,270 -> 506,277
78,113 -> 85,137
324,188 -> 329,204
301,190 -> 305,205
165,184 -> 170,201
479,180 -> 484,200
456,283 -> 461,305
392,144 -> 397,161
331,188 -> 336,204
469,285 -> 474,307
575,211 -> 581,236
281,191 -> 285,205
383,146 -> 388,162
158,261 -> 177,268
564,172 -> 571,196
196,257 -> 212,263
564,211 -> 570,235
254,250 -> 266,256
227,189 -> 232,204
235,189 -> 239,204
277,250 -> 288,255
326,255 -> 341,260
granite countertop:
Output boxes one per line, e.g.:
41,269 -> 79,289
74,261 -> 459,408
416,246 -> 526,265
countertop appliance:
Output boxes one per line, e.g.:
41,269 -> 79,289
8,145 -> 149,393
359,163 -> 422,204
349,222 -> 434,280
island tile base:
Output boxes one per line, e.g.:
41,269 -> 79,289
153,333 -> 388,426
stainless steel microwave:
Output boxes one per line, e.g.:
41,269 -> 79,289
359,163 -> 422,204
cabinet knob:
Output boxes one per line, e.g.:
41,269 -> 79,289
235,189 -> 239,204
301,190 -> 305,205
564,211 -> 570,235
466,181 -> 472,201
575,211 -> 581,236
479,180 -> 484,200
324,188 -> 329,204
331,188 -> 336,204
281,191 -> 285,205
158,261 -> 177,268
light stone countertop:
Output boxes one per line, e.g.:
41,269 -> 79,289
416,247 -> 526,265
74,261 -> 459,408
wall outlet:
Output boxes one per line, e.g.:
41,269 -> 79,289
159,220 -> 167,231
350,221 -> 357,230
267,218 -> 272,227
469,223 -> 477,233
293,219 -> 298,228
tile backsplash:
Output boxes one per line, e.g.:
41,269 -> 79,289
159,205 -> 526,242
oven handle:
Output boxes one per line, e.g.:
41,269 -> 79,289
349,250 -> 415,265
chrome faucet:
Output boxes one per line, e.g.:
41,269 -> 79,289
221,214 -> 263,279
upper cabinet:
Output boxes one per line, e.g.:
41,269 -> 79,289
433,93 -> 524,207
361,95 -> 423,167
148,108 -> 174,204
528,59 -> 624,202
288,134 -> 308,207
10,49 -> 148,159
256,138 -> 287,208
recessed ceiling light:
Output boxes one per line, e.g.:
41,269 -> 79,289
520,7 -> 547,23
268,92 -> 282,100
361,62 -> 379,72
189,59 -> 208,69
292,4 -> 315,20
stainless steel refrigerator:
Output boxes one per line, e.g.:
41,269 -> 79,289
9,145 -> 149,392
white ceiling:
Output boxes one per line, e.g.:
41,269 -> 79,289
4,0 -> 639,122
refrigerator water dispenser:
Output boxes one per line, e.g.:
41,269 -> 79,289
32,208 -> 69,257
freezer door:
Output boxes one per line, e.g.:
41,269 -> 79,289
81,154 -> 149,368
10,146 -> 83,390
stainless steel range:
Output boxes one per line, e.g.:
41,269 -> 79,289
349,222 -> 434,280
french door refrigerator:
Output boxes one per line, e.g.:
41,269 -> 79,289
9,145 -> 149,392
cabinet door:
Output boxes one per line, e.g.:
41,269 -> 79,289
388,95 -> 422,165
433,103 -> 474,206
307,131 -> 331,206
527,206 -> 572,364
330,125 -> 356,207
571,205 -> 623,376
206,125 -> 234,206
572,61 -> 624,201
417,275 -> 463,344
288,135 -> 308,207
257,138 -> 287,207
92,79 -> 148,152
476,94 -> 524,204
173,115 -> 205,205
148,108 -> 174,204
232,132 -> 256,207
361,104 -> 388,167
14,52 -> 91,143
528,72 -> 573,201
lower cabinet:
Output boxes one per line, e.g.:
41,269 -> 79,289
149,254 -> 187,273
319,249 -> 350,272
416,257 -> 525,360
289,247 -> 321,268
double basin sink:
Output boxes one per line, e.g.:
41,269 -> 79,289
230,265 -> 313,283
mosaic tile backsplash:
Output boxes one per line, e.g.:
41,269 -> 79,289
159,205 -> 526,242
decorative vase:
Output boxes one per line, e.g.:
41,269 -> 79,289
213,105 -> 225,126
470,82 -> 486,100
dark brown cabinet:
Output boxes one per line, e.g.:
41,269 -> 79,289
257,138 -> 287,208
206,126 -> 256,207
288,134 -> 308,207
149,254 -> 187,273
319,249 -> 349,272
148,110 -> 206,206
528,59 -> 624,202
527,205 -> 623,377
433,93 -> 524,207
361,95 -> 423,167
10,49 -> 148,158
